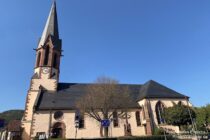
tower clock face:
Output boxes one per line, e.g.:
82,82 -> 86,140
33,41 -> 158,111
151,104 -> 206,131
41,67 -> 50,74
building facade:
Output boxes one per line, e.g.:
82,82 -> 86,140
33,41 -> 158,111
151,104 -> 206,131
21,2 -> 191,140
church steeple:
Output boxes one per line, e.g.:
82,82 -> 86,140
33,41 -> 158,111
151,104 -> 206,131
38,1 -> 60,48
22,2 -> 62,139
33,1 -> 62,90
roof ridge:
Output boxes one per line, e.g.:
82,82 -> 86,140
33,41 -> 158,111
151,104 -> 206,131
58,82 -> 142,85
138,80 -> 188,100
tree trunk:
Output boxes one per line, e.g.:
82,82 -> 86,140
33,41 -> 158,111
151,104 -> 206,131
124,112 -> 131,136
103,112 -> 109,138
100,125 -> 103,137
104,127 -> 109,138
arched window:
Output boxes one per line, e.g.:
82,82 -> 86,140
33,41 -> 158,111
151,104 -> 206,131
79,113 -> 85,129
75,110 -> 85,129
178,101 -> 183,106
44,46 -> 50,65
53,53 -> 57,68
155,101 -> 165,124
113,111 -> 119,127
135,111 -> 141,126
36,52 -> 41,67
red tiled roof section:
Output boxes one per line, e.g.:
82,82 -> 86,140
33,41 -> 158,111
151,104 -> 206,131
7,120 -> 21,132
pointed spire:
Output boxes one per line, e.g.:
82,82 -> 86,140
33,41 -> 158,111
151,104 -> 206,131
38,1 -> 59,48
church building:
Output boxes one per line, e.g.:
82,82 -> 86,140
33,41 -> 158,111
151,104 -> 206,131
21,2 -> 191,140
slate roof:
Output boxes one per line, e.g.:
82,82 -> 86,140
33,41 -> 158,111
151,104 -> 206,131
35,80 -> 188,110
38,1 -> 60,48
138,80 -> 189,100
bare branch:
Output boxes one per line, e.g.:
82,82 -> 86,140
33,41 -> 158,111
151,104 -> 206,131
76,76 -> 133,137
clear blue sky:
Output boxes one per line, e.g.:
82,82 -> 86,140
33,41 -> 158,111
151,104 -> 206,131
0,0 -> 210,112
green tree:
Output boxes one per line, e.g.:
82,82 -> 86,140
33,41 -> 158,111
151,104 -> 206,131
195,104 -> 210,131
206,104 -> 210,127
195,107 -> 207,131
0,110 -> 24,126
163,104 -> 195,128
153,127 -> 165,135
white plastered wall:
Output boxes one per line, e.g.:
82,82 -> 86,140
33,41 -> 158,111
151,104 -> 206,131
138,98 -> 192,133
32,109 -> 146,139
21,90 -> 40,139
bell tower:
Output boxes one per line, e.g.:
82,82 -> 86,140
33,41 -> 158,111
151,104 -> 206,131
32,1 -> 62,91
22,2 -> 62,139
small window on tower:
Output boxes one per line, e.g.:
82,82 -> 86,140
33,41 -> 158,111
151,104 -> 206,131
53,53 -> 57,68
44,46 -> 50,66
36,52 -> 41,67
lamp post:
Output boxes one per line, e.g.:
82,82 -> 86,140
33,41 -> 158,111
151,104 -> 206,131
75,118 -> 79,139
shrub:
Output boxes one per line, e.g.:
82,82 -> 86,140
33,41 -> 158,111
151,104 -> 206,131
119,135 -> 176,140
153,127 -> 165,135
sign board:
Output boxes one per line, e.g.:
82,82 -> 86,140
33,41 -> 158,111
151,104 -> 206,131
0,119 -> 4,128
101,119 -> 110,127
36,132 -> 48,140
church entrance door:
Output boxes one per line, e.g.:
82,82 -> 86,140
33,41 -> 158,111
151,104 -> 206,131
51,122 -> 65,138
52,127 -> 62,138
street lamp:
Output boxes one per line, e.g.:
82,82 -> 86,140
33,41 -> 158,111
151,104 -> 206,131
75,116 -> 79,139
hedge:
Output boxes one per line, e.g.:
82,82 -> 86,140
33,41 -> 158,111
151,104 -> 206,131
118,135 -> 176,140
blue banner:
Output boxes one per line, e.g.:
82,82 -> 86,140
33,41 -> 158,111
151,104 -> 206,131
101,119 -> 110,127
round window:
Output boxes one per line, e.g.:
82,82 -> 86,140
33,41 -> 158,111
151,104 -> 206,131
54,111 -> 64,121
